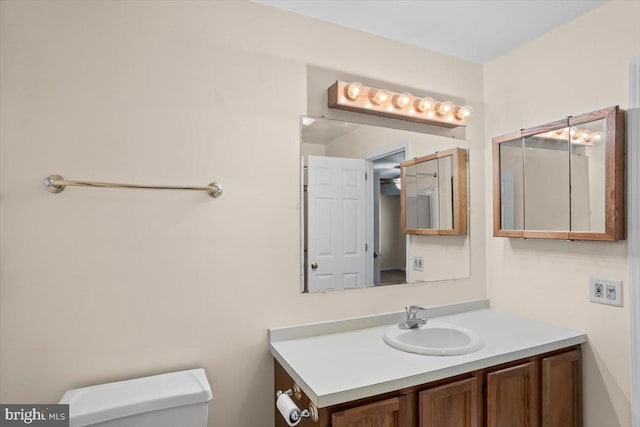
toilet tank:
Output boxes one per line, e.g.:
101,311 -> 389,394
59,369 -> 212,427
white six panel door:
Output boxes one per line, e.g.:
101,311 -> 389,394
307,156 -> 367,292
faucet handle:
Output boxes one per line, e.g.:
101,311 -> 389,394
405,306 -> 418,320
407,305 -> 427,319
399,306 -> 428,329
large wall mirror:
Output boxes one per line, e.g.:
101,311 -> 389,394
301,116 -> 470,293
493,106 -> 625,241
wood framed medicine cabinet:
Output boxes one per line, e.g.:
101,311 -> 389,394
400,147 -> 467,236
492,105 -> 625,241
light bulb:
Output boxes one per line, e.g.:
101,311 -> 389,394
570,129 -> 577,136
392,92 -> 412,109
593,131 -> 604,141
414,97 -> 434,112
455,105 -> 473,120
369,88 -> 389,106
436,101 -> 454,116
344,82 -> 363,101
581,130 -> 592,142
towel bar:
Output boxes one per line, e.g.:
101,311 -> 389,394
44,175 -> 223,198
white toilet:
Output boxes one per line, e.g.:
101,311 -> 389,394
59,368 -> 212,427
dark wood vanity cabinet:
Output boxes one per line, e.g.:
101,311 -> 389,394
541,349 -> 582,427
274,346 -> 581,427
419,377 -> 480,427
486,361 -> 539,427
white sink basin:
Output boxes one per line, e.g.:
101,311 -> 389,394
383,322 -> 483,356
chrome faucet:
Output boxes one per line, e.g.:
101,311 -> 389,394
399,305 -> 428,329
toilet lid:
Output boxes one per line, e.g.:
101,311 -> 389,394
59,368 -> 212,427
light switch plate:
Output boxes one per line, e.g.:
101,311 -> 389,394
589,277 -> 623,307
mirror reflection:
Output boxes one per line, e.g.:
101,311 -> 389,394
401,148 -> 466,235
404,163 -> 419,229
499,139 -> 524,231
438,156 -> 454,230
570,118 -> 606,233
524,129 -> 570,231
415,158 -> 439,229
301,116 -> 470,293
498,119 -> 608,233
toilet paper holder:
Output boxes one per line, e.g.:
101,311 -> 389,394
276,386 -> 319,423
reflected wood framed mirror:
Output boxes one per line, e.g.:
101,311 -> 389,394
301,116 -> 470,293
492,105 -> 625,241
400,148 -> 467,235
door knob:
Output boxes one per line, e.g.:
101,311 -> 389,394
374,252 -> 382,258
311,262 -> 318,270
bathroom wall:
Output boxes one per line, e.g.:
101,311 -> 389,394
0,2 -> 485,426
484,1 -> 640,425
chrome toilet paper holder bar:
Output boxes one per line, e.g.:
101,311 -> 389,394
276,387 -> 319,423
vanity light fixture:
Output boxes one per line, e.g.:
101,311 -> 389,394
414,97 -> 434,113
327,80 -> 471,128
345,82 -> 363,100
455,105 -> 473,120
392,92 -> 412,109
436,101 -> 455,116
368,88 -> 389,106
539,128 -> 604,146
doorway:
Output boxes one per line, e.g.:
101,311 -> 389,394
366,145 -> 409,286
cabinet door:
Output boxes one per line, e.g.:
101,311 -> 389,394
331,396 -> 408,427
487,361 -> 539,427
541,350 -> 582,427
419,377 -> 479,427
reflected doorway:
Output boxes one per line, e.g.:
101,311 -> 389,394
368,148 -> 408,286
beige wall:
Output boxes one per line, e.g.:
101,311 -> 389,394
0,2 -> 485,427
484,2 -> 640,426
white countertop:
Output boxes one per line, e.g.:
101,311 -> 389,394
269,300 -> 586,408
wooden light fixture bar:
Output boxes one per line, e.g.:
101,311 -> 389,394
327,80 -> 471,128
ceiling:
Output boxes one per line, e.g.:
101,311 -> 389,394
255,0 -> 606,63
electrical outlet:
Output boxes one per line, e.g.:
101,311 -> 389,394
589,277 -> 623,307
594,282 -> 604,298
413,256 -> 424,272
